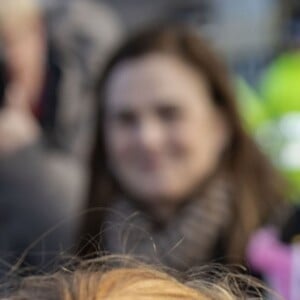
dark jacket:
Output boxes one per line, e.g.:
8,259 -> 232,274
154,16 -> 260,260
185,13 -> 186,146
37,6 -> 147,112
0,140 -> 85,277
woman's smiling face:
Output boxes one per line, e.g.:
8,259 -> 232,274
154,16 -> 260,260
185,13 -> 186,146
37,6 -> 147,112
104,53 -> 230,204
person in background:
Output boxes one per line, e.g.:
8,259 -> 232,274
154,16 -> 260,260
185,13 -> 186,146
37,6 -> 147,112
78,26 -> 288,270
0,0 -> 84,277
0,0 -> 123,278
0,0 -> 123,158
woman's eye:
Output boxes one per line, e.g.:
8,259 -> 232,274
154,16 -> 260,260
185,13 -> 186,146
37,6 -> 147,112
156,105 -> 181,122
115,111 -> 137,127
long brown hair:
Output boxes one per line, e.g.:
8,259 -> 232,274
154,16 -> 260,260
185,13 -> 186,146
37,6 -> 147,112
78,25 -> 286,262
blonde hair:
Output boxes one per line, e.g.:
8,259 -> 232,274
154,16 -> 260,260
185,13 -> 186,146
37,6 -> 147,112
4,256 -> 269,300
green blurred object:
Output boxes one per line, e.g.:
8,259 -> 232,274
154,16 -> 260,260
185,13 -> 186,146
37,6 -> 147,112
261,51 -> 300,117
237,52 -> 300,198
236,77 -> 267,131
260,51 -> 300,198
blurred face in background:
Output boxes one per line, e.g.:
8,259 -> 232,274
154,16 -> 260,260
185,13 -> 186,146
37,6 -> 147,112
104,53 -> 230,207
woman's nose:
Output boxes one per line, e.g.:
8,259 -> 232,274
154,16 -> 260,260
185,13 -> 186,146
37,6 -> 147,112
134,119 -> 164,151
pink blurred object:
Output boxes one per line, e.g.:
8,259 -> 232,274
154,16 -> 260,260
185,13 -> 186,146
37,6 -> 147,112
247,227 -> 300,299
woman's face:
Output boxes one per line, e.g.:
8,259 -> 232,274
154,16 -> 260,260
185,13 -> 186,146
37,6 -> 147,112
104,53 -> 230,204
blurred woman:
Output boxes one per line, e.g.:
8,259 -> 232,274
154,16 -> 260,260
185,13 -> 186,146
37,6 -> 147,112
78,26 -> 287,270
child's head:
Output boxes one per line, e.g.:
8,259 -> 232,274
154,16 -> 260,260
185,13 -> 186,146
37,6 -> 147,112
5,257 -> 265,300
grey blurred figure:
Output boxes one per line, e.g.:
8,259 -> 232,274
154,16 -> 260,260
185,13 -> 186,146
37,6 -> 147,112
45,0 -> 122,159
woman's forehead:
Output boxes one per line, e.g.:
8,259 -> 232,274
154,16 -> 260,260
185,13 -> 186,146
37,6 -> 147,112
104,53 -> 211,108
